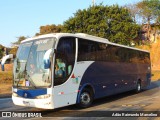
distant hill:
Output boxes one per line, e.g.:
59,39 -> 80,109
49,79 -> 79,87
0,64 -> 13,71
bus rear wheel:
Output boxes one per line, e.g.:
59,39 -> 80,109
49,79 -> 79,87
78,88 -> 93,108
135,81 -> 141,93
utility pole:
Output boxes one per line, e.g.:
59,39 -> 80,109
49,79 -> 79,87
92,0 -> 95,6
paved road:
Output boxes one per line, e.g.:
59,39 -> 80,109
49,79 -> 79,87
0,80 -> 160,119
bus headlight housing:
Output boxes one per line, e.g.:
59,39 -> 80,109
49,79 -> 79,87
12,92 -> 18,97
35,94 -> 51,99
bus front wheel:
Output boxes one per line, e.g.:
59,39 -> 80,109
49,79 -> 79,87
78,88 -> 93,108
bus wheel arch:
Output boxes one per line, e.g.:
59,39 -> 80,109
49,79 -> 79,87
77,84 -> 94,108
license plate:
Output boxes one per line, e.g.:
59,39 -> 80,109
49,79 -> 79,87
23,101 -> 30,106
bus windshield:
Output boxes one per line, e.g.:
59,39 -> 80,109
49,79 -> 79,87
13,38 -> 56,88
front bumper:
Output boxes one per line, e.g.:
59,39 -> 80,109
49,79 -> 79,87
12,95 -> 54,109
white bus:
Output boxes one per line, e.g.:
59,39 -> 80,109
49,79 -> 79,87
12,33 -> 151,109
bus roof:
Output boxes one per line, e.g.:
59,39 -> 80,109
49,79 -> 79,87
21,33 -> 149,53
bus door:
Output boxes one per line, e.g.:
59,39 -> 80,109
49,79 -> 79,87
53,37 -> 78,108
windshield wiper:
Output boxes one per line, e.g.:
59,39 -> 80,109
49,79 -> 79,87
16,69 -> 37,89
26,73 -> 37,89
16,71 -> 23,88
16,75 -> 37,89
23,60 -> 37,89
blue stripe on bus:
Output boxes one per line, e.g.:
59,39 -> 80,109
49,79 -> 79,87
16,88 -> 47,98
77,61 -> 150,103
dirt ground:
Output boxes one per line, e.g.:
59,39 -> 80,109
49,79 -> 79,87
0,64 -> 13,71
0,82 -> 12,97
0,64 -> 13,97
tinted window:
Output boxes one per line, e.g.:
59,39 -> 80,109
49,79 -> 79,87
54,37 -> 76,86
78,38 -> 150,64
78,39 -> 98,61
78,39 -> 120,62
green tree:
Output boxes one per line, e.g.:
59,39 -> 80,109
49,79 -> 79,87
0,44 -> 4,59
0,49 -> 3,59
64,4 -> 140,45
136,0 -> 160,40
124,3 -> 139,23
36,24 -> 64,36
9,47 -> 18,58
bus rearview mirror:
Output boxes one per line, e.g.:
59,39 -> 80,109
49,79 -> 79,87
43,49 -> 54,69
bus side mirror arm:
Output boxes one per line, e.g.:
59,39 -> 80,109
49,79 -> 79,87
49,49 -> 56,68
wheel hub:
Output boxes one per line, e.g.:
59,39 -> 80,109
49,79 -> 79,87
138,84 -> 141,91
80,92 -> 90,105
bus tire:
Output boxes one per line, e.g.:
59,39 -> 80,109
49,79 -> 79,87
78,88 -> 93,108
135,80 -> 141,93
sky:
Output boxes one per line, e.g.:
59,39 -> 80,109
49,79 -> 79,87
0,0 -> 142,47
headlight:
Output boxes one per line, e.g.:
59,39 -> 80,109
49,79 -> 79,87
35,94 -> 51,99
12,92 -> 18,97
